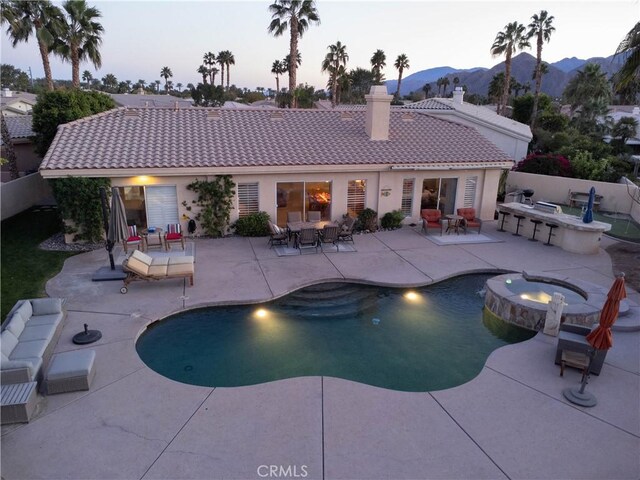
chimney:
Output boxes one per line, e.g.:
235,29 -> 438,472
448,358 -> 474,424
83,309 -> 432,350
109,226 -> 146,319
2,88 -> 12,98
364,85 -> 393,141
452,87 -> 464,104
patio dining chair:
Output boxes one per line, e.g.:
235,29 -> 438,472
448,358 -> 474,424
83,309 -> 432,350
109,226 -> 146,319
123,225 -> 143,254
296,227 -> 318,254
337,216 -> 355,244
287,211 -> 302,223
319,224 -> 339,252
268,221 -> 288,248
165,223 -> 185,250
307,211 -> 322,222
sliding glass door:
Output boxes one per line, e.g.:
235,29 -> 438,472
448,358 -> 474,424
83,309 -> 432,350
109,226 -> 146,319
421,178 -> 458,214
276,181 -> 332,226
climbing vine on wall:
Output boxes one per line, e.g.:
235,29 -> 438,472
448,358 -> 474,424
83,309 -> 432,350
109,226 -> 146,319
50,177 -> 111,242
186,176 -> 236,237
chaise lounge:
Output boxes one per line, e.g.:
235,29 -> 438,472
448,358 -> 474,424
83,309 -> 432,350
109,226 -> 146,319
121,250 -> 195,293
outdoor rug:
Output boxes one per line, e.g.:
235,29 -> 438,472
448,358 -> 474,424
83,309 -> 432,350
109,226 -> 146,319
113,242 -> 196,264
274,243 -> 357,257
425,233 -> 503,246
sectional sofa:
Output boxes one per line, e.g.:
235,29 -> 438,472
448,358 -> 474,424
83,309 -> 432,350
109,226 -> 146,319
1,298 -> 65,385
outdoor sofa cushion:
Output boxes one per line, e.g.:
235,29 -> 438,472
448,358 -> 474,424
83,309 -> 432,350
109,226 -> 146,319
127,250 -> 194,278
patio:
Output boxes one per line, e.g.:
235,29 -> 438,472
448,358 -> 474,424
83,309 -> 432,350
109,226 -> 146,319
2,223 -> 639,479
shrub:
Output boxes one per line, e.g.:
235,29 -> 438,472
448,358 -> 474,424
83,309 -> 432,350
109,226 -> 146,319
357,208 -> 378,231
233,212 -> 270,237
513,154 -> 572,177
570,150 -> 610,181
186,176 -> 236,237
380,210 -> 405,229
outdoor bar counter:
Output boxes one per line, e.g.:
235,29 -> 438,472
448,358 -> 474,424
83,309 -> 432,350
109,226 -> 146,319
498,202 -> 611,255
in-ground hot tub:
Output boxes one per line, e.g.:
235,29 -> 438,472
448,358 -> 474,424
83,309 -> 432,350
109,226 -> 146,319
484,271 -> 608,331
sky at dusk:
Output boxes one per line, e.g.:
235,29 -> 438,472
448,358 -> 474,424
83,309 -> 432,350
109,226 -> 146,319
1,0 -> 638,92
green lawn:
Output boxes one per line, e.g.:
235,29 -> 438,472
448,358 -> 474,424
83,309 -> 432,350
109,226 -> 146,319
560,205 -> 640,243
1,207 -> 76,320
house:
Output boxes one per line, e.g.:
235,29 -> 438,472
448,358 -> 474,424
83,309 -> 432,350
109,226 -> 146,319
0,89 -> 37,116
1,114 -> 40,182
39,86 -> 522,234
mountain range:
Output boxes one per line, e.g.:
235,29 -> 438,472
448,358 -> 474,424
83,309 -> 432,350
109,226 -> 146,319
386,53 -> 625,98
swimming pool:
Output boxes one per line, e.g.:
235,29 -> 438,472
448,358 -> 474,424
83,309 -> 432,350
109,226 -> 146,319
136,274 -> 535,392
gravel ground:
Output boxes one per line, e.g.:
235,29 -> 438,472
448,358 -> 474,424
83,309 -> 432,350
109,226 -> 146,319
39,233 -> 105,252
605,241 -> 640,292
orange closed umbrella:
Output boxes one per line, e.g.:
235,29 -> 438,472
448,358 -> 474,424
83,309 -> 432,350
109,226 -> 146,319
586,274 -> 626,351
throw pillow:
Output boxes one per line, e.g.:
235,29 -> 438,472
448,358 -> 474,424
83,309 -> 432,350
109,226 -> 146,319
31,298 -> 63,316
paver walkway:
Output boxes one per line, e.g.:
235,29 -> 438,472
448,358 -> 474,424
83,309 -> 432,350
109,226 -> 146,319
2,224 -> 639,479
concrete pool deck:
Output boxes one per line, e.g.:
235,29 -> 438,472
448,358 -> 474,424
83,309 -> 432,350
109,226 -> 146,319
2,224 -> 639,479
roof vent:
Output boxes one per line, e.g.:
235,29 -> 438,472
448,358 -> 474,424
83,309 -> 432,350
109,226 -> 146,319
270,111 -> 284,121
340,112 -> 354,121
207,110 -> 221,120
124,108 -> 139,118
401,112 -> 415,122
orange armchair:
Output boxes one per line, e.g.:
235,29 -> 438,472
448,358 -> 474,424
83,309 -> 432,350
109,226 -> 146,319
456,208 -> 482,234
421,209 -> 443,235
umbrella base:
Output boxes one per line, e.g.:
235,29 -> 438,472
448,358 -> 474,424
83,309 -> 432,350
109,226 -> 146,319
92,266 -> 127,282
563,387 -> 597,407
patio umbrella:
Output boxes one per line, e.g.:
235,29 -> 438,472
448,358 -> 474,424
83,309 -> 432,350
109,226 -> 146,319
563,273 -> 626,407
582,186 -> 596,224
106,187 -> 128,269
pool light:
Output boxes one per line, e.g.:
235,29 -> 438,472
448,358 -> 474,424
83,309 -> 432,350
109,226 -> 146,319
254,308 -> 269,319
404,291 -> 420,302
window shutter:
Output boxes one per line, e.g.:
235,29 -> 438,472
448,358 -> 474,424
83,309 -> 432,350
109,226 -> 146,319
145,186 -> 179,229
463,176 -> 477,208
401,178 -> 415,216
237,183 -> 259,217
347,180 -> 366,216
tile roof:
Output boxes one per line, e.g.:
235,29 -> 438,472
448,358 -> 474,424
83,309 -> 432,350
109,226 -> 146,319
402,99 -> 455,111
109,93 -> 195,109
1,115 -> 34,145
40,107 -> 513,172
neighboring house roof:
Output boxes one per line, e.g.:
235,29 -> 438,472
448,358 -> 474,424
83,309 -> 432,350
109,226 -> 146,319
109,93 -> 194,109
402,98 -> 531,140
0,115 -> 34,146
0,92 -> 37,107
40,107 -> 513,174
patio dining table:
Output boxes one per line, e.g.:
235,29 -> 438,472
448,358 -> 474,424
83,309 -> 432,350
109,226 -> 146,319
287,221 -> 338,248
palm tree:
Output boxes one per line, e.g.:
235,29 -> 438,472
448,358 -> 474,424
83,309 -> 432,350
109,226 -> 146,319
283,52 -> 301,72
321,41 -> 348,107
563,63 -> 611,113
82,69 -> 92,88
154,79 -> 160,93
271,59 -> 286,93
370,49 -> 386,84
137,79 -> 145,91
101,73 -> 116,91
268,0 -> 320,107
490,21 -> 530,115
1,0 -> 65,91
203,51 -> 216,84
436,77 -> 443,96
527,10 -> 555,127
613,21 -> 640,93
160,66 -> 172,93
441,77 -> 450,96
218,50 -> 235,89
54,0 -> 104,88
176,82 -> 183,92
422,82 -> 431,99
210,67 -> 219,86
453,76 -> 460,91
216,51 -> 226,88
197,65 -> 208,84
394,54 -> 409,99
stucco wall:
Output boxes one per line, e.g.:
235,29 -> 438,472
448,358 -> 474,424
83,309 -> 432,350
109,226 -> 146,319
506,171 -> 636,214
111,167 -> 500,235
0,173 -> 52,220
0,143 -> 42,178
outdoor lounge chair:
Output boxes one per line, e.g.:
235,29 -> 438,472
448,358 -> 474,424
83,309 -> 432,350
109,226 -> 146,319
319,224 -> 339,252
337,216 -> 355,244
268,221 -> 288,248
307,211 -> 321,222
421,209 -> 443,235
123,225 -> 143,253
457,208 -> 482,234
164,223 -> 185,250
121,250 -> 194,293
296,227 -> 318,254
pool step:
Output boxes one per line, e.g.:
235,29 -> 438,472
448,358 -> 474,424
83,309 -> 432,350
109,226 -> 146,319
279,289 -> 381,319
612,306 -> 640,332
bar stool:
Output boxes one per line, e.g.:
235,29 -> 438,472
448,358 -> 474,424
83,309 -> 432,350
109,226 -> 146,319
529,219 -> 543,242
497,211 -> 511,232
545,223 -> 559,246
512,215 -> 526,236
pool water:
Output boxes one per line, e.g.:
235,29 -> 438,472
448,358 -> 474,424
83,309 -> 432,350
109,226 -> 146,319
136,274 -> 535,392
503,278 -> 587,305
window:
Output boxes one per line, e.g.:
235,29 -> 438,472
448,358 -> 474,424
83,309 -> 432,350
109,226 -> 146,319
463,176 -> 477,208
237,182 -> 259,217
401,178 -> 415,216
347,180 -> 366,217
145,185 -> 179,229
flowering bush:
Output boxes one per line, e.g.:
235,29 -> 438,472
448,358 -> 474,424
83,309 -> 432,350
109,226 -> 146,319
513,154 -> 572,177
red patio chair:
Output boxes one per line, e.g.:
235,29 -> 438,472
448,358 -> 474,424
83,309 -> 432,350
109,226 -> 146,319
421,209 -> 443,235
165,223 -> 185,250
457,208 -> 482,234
123,225 -> 142,254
